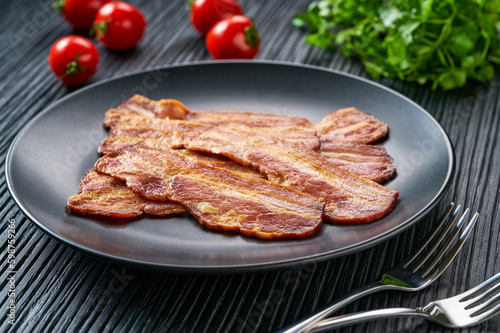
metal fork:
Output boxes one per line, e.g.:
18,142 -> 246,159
310,271 -> 500,331
278,203 -> 480,333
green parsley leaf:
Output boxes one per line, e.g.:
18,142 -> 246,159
294,0 -> 500,90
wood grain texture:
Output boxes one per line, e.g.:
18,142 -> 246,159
1,0 -> 500,332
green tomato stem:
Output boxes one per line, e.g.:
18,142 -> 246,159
90,20 -> 112,38
245,23 -> 260,47
58,51 -> 89,80
52,0 -> 65,14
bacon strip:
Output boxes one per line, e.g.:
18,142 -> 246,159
113,95 -> 190,121
314,107 -> 389,144
112,94 -> 313,127
108,96 -> 389,146
175,125 -> 399,224
100,110 -> 320,153
94,142 -> 324,239
318,142 -> 396,183
99,114 -> 208,154
67,151 -> 265,218
67,169 -> 186,218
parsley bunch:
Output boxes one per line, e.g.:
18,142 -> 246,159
294,0 -> 500,90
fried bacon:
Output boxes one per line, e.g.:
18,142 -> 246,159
94,142 -> 324,239
318,142 -> 396,183
67,169 -> 186,218
314,107 -> 389,144
111,94 -> 313,127
113,95 -> 189,120
107,96 -> 389,146
175,125 -> 399,224
68,94 -> 398,237
100,109 -> 320,153
99,108 -> 394,182
99,115 -> 208,154
68,152 -> 265,218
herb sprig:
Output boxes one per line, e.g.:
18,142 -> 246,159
294,0 -> 500,90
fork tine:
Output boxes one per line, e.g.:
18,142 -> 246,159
421,211 -> 479,278
459,212 -> 480,240
415,208 -> 469,271
459,272 -> 500,302
472,300 -> 500,322
410,206 -> 465,273
401,203 -> 457,269
470,287 -> 500,316
465,281 -> 500,309
467,273 -> 500,322
472,303 -> 500,324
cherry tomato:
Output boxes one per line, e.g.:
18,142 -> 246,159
206,15 -> 260,59
92,1 -> 147,50
48,35 -> 99,85
53,0 -> 111,30
190,0 -> 243,36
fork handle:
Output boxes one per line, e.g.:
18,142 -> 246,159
308,308 -> 426,332
277,281 -> 393,333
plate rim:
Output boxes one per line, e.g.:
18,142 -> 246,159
5,60 -> 455,273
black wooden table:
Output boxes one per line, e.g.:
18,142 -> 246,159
1,0 -> 500,332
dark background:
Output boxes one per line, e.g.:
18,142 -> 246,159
1,0 -> 500,332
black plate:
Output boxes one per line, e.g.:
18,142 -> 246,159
5,61 -> 454,273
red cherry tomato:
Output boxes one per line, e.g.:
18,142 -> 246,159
53,0 -> 111,30
93,1 -> 147,50
206,15 -> 260,59
48,35 -> 99,85
190,0 -> 243,36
